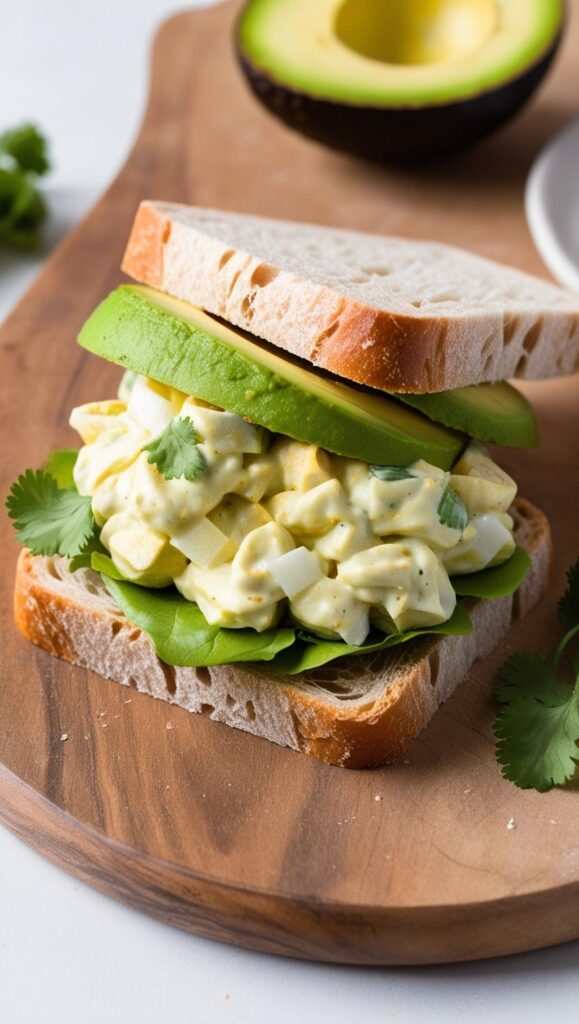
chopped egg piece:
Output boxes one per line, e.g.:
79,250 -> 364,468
101,513 -> 186,586
451,442 -> 517,515
314,512 -> 374,561
69,400 -> 127,444
442,513 -> 515,574
272,437 -> 333,491
180,398 -> 264,454
290,576 -> 369,645
171,517 -> 236,568
268,546 -> 322,598
268,479 -> 350,536
209,496 -> 271,544
127,375 -> 176,436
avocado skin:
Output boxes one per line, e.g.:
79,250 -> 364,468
236,35 -> 561,164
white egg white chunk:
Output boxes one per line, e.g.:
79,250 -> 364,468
268,546 -> 322,598
180,397 -> 264,454
442,513 -> 516,574
69,376 -> 519,640
69,400 -> 128,444
290,576 -> 369,646
127,375 -> 177,436
170,516 -> 237,568
451,442 -> 517,515
100,512 -> 186,586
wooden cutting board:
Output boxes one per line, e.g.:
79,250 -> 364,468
1,0 -> 578,966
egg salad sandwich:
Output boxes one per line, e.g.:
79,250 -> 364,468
8,204 -> 579,767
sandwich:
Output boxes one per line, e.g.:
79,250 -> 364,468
8,203 -> 578,768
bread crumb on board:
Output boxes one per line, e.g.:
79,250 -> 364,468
506,818 -> 517,831
60,733 -> 68,742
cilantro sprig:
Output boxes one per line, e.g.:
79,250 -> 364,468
369,466 -> 469,534
369,465 -> 415,481
0,123 -> 50,249
144,417 -> 206,481
437,483 -> 468,532
6,467 -> 94,558
493,558 -> 579,791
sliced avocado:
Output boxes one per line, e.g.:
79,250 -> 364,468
79,285 -> 464,470
398,382 -> 539,449
237,0 -> 563,162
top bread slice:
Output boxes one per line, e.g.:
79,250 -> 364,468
121,201 -> 579,394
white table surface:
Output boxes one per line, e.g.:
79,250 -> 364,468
1,3 -> 578,1021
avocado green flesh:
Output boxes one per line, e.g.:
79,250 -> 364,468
239,0 -> 563,106
398,382 -> 539,449
78,285 -> 464,470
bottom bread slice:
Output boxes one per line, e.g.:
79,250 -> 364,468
14,497 -> 551,768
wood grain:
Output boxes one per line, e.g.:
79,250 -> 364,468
1,0 -> 579,964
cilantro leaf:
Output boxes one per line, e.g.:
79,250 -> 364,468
0,124 -> 50,175
68,532 -> 107,572
0,124 -> 49,249
437,483 -> 468,532
493,555 -> 579,791
369,465 -> 414,481
494,686 -> 579,792
143,417 -> 206,481
6,469 -> 94,557
43,448 -> 78,489
0,166 -> 46,249
495,652 -> 571,706
559,557 -> 579,629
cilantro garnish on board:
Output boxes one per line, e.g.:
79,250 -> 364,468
143,417 -> 206,481
0,123 -> 50,249
493,558 -> 579,792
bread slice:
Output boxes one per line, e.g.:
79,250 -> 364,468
13,498 -> 551,769
121,201 -> 579,394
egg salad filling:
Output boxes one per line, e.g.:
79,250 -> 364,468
70,373 -> 517,647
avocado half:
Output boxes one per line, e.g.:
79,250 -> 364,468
236,0 -> 564,163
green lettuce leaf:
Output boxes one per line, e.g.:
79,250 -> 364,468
451,546 -> 530,599
91,551 -> 127,580
260,602 -> 473,676
95,554 -> 472,672
43,448 -> 78,489
68,533 -> 107,572
100,575 -> 296,667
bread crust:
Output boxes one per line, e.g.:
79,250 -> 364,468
121,201 -> 579,394
12,499 -> 551,768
